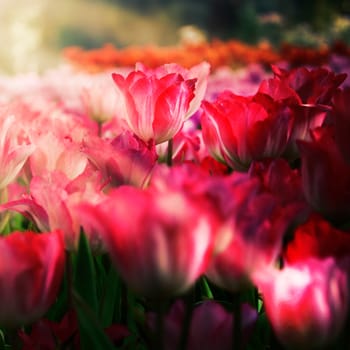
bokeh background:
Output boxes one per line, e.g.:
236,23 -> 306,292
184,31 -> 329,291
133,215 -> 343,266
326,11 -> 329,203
0,0 -> 349,73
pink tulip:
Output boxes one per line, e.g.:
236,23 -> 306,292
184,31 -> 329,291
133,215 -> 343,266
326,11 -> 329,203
29,130 -> 88,181
0,230 -> 65,327
1,169 -> 106,251
79,186 -> 217,298
82,131 -> 157,188
0,115 -> 35,190
255,257 -> 349,349
135,61 -> 210,119
80,73 -> 121,122
112,67 -> 197,144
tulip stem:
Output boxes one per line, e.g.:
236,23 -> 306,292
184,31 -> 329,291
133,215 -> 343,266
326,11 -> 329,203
177,291 -> 194,350
0,188 -> 10,234
232,292 -> 242,350
166,139 -> 173,166
200,277 -> 214,299
154,301 -> 166,350
120,281 -> 128,325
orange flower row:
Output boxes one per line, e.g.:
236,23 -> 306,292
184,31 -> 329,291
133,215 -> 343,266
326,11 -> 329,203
63,40 -> 280,72
63,39 -> 350,72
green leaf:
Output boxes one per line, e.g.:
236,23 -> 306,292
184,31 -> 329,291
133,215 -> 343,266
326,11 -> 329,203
199,277 -> 214,299
100,266 -> 121,327
73,290 -> 116,350
94,255 -> 108,297
0,329 -> 6,350
45,270 -> 68,321
73,231 -> 98,314
9,212 -> 29,232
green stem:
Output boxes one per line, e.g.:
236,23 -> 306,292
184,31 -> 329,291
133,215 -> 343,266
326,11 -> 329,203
166,139 -> 173,166
153,301 -> 166,350
120,281 -> 128,325
232,292 -> 242,350
177,291 -> 194,350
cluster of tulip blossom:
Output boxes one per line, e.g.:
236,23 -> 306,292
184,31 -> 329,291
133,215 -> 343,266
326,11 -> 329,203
0,58 -> 349,350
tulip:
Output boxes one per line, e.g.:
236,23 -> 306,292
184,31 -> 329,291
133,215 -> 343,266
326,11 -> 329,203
82,131 -> 157,188
29,130 -> 88,180
135,61 -> 210,119
80,73 -> 121,122
0,230 -> 65,328
256,65 -> 346,159
270,65 -> 346,106
79,186 -> 217,298
205,181 -> 283,291
298,126 -> 350,222
201,91 -> 292,171
1,169 -> 106,251
284,214 -> 350,264
0,115 -> 35,190
112,67 -> 197,144
255,258 -> 349,349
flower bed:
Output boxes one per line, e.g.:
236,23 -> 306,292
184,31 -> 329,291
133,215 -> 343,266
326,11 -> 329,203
0,44 -> 349,349
63,40 -> 350,71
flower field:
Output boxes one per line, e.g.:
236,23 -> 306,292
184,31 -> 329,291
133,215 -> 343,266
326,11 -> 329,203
0,39 -> 350,349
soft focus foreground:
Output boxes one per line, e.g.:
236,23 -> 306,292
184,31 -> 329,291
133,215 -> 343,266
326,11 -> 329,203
1,24 -> 350,349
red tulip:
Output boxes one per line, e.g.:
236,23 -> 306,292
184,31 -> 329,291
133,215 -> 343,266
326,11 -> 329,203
201,91 -> 292,171
270,65 -> 346,105
257,65 -> 345,159
284,214 -> 350,264
298,126 -> 350,222
0,230 -> 65,327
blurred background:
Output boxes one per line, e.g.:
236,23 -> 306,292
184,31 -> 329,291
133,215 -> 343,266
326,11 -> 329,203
0,0 -> 350,73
